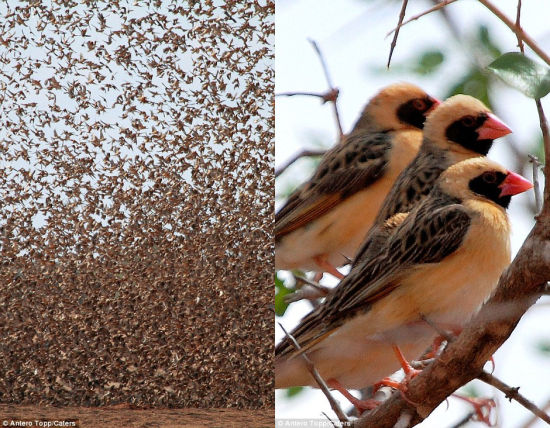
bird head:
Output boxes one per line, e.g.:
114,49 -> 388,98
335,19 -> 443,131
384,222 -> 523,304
423,95 -> 512,156
439,157 -> 532,209
352,82 -> 440,133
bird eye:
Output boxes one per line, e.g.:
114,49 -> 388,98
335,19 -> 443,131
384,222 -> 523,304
412,99 -> 427,111
482,171 -> 497,184
461,115 -> 476,127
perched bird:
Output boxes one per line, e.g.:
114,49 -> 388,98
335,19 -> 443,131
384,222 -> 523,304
354,94 -> 512,266
275,83 -> 439,276
275,157 -> 532,392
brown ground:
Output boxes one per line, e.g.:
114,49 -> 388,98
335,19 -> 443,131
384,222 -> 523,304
0,404 -> 274,428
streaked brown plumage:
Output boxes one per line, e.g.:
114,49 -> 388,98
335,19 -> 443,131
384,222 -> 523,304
354,94 -> 512,267
275,83 -> 439,274
275,157 -> 532,390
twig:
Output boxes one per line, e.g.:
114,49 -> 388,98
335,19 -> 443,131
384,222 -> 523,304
285,274 -> 331,304
278,323 -> 349,423
534,99 -> 550,204
275,148 -> 326,178
386,0 -> 459,37
449,411 -> 476,428
276,91 -> 336,100
520,396 -> 550,428
478,371 -> 550,424
515,0 -> 525,52
528,154 -> 542,213
321,412 -> 338,428
284,287 -> 327,304
309,39 -> 335,91
308,39 -> 344,138
477,0 -> 550,66
387,0 -> 409,68
293,273 -> 328,289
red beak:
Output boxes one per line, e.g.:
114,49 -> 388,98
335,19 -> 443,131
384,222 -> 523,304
477,113 -> 512,140
499,171 -> 533,197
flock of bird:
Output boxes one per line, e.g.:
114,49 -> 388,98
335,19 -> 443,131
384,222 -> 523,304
274,83 -> 533,411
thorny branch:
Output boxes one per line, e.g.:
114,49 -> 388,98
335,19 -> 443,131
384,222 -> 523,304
478,371 -> 550,424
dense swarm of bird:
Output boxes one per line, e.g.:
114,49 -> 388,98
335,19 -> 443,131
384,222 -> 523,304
0,1 -> 273,409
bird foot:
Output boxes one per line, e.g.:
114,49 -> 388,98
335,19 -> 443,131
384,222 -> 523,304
371,345 -> 422,407
326,378 -> 380,415
453,394 -> 496,426
313,255 -> 345,280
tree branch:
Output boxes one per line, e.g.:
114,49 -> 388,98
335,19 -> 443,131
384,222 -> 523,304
521,397 -> 550,428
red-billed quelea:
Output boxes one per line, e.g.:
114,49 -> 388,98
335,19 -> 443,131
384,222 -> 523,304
275,158 -> 532,404
354,94 -> 512,267
275,83 -> 439,277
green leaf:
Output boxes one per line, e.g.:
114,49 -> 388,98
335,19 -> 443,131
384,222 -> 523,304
477,25 -> 501,59
488,52 -> 550,99
285,386 -> 304,398
535,340 -> 550,355
447,67 -> 492,108
275,273 -> 292,316
413,50 -> 445,75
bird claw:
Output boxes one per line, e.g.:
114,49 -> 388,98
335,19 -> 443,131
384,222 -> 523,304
371,345 -> 422,407
453,394 -> 496,426
313,255 -> 345,279
326,378 -> 380,415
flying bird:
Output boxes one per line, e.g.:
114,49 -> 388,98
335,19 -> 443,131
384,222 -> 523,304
354,94 -> 512,266
275,83 -> 439,277
275,157 -> 532,394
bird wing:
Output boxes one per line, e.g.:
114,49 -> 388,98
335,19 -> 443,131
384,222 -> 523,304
275,132 -> 391,238
352,212 -> 408,268
276,198 -> 471,359
373,147 -> 448,225
329,198 -> 471,315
